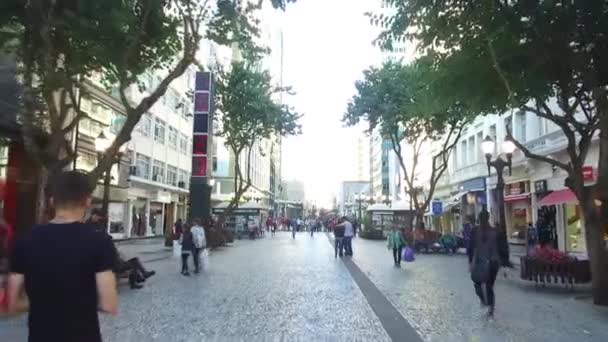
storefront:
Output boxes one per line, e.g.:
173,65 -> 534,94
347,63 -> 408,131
458,177 -> 487,226
212,202 -> 268,236
503,181 -> 532,245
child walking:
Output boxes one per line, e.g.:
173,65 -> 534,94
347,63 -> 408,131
180,224 -> 195,276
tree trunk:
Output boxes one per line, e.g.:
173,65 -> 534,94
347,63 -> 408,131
585,98 -> 608,305
581,197 -> 608,306
34,167 -> 49,224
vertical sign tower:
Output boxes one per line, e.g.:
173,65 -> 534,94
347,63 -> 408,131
190,71 -> 213,220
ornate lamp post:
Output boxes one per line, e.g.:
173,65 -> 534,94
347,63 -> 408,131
354,193 -> 369,221
481,134 -> 516,265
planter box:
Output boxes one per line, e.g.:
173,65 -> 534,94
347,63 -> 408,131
520,256 -> 591,287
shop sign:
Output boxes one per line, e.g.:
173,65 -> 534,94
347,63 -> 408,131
155,191 -> 171,203
583,166 -> 595,182
431,201 -> 442,215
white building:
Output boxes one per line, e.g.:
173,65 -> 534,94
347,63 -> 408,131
431,106 -> 599,258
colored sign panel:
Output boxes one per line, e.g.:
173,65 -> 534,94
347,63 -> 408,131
192,71 -> 212,179
432,201 -> 442,215
583,166 -> 594,182
193,135 -> 208,155
193,114 -> 209,133
192,156 -> 208,177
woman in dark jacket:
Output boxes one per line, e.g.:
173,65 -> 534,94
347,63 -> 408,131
467,211 -> 508,317
180,224 -> 195,276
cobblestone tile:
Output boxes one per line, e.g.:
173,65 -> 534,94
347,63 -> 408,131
350,237 -> 608,342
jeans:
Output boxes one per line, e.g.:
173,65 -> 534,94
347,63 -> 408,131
474,261 -> 500,307
334,237 -> 344,257
292,229 -> 296,239
343,236 -> 353,256
181,252 -> 191,272
392,246 -> 403,264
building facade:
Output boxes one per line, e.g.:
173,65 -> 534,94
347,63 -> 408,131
430,106 -> 600,258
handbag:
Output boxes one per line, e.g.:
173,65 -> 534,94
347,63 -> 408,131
402,247 -> 415,262
172,240 -> 182,258
200,249 -> 210,270
471,257 -> 491,283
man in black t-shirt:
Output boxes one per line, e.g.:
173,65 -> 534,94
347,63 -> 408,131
7,171 -> 118,342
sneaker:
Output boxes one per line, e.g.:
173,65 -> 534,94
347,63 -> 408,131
144,271 -> 156,279
130,283 -> 144,290
182,271 -> 191,276
488,306 -> 495,317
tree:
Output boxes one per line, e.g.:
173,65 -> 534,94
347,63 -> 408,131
0,0 -> 293,222
213,60 -> 301,229
344,60 -> 468,228
374,0 -> 608,305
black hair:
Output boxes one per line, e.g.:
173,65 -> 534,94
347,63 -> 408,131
50,171 -> 95,208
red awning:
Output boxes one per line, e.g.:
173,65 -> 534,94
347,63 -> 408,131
538,189 -> 578,207
504,193 -> 530,203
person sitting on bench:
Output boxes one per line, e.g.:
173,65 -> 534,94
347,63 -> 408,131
87,209 -> 155,289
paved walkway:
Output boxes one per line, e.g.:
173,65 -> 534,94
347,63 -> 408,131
2,233 -> 608,341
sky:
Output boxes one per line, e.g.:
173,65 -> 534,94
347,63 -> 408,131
278,0 -> 384,208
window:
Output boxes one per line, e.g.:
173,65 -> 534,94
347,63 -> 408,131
167,165 -> 178,186
137,115 -> 152,136
476,132 -> 484,162
168,126 -> 178,149
515,111 -> 527,142
179,134 -> 188,155
489,124 -> 497,155
154,118 -> 166,144
152,160 -> 165,182
468,136 -> 475,164
178,170 -> 189,188
460,140 -> 467,167
110,111 -> 125,135
136,153 -> 151,179
452,145 -> 458,170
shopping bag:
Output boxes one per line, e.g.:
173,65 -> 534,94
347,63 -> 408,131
172,240 -> 181,258
402,247 -> 415,262
200,249 -> 210,270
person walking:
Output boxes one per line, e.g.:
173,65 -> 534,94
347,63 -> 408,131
387,226 -> 407,267
292,219 -> 297,239
342,217 -> 355,256
6,171 -> 118,342
180,224 -> 195,276
468,211 -> 508,317
333,219 -> 345,258
191,218 -> 206,274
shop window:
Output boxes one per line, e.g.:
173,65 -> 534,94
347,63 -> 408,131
565,203 -> 586,253
509,207 -> 528,241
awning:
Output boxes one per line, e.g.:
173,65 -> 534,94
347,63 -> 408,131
538,189 -> 578,207
504,193 -> 530,203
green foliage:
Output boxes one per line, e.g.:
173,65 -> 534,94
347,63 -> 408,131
215,61 -> 301,152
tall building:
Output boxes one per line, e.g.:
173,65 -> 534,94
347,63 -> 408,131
355,134 -> 370,182
209,4 -> 285,216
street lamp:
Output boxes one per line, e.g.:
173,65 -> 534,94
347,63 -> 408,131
382,194 -> 392,206
355,193 -> 369,221
481,134 -> 516,265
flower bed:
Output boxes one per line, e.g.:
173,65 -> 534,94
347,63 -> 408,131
520,246 -> 591,287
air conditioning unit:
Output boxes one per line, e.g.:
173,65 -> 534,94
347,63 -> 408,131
129,166 -> 137,176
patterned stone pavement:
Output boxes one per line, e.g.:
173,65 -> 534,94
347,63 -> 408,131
350,237 -> 608,342
1,233 -> 390,342
2,232 -> 608,342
